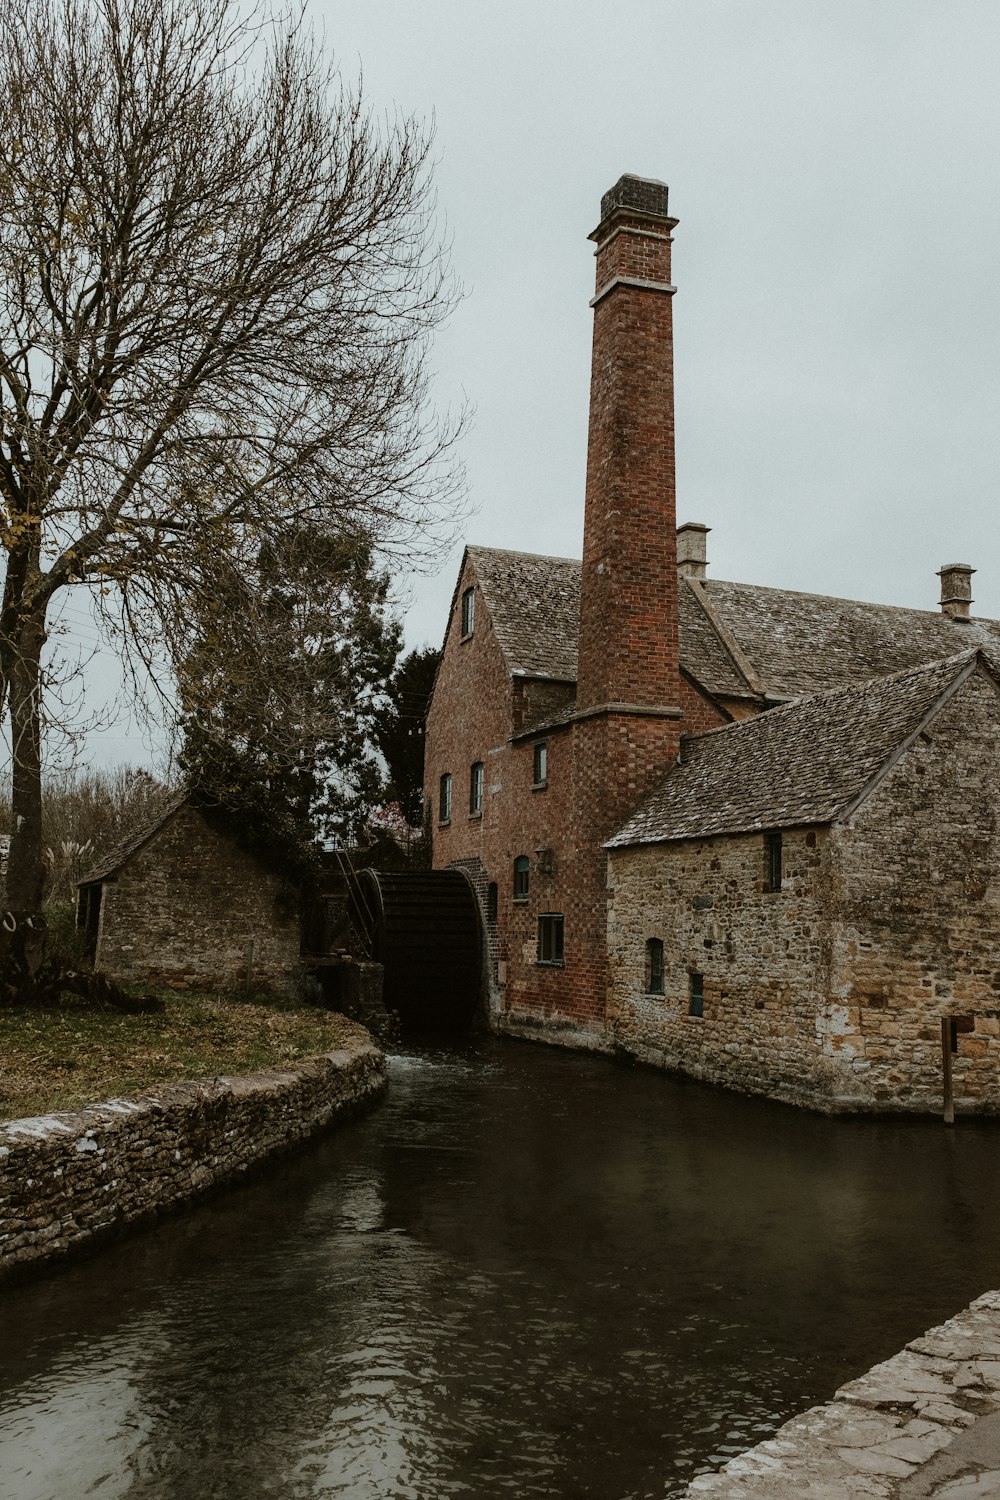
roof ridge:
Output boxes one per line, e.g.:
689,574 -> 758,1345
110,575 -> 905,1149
681,647 -> 983,752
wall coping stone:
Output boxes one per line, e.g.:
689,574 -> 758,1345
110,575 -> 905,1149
0,1036 -> 387,1288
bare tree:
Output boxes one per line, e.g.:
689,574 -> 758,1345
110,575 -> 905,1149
0,0 -> 463,958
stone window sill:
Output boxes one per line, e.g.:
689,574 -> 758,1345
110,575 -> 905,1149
438,818 -> 451,828
531,780 -> 548,792
536,960 -> 564,969
644,990 -> 665,999
468,810 -> 482,821
460,632 -> 473,643
513,895 -> 528,905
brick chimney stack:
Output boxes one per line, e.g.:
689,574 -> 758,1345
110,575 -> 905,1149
577,174 -> 681,715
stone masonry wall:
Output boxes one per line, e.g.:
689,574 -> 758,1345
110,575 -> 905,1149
608,666 -> 1000,1113
827,665 -> 1000,1111
0,1036 -> 387,1287
97,803 -> 302,994
608,828 -> 842,1109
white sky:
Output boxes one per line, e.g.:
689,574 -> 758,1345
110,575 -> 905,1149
66,0 -> 1000,766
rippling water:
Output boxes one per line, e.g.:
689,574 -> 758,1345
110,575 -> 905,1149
3,1038 -> 1000,1499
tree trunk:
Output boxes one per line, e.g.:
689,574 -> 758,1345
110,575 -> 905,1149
4,614 -> 47,978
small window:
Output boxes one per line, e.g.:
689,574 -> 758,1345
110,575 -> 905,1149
486,882 -> 498,924
439,772 -> 452,824
532,741 -> 548,786
470,761 -> 484,814
688,971 -> 704,1017
513,855 -> 530,901
765,831 -> 783,892
461,586 -> 475,638
537,913 -> 564,966
645,938 -> 665,995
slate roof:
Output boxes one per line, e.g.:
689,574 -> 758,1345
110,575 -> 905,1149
464,546 -> 1000,705
698,578 -> 1000,700
607,650 -> 989,848
467,547 -> 581,680
80,790 -> 187,885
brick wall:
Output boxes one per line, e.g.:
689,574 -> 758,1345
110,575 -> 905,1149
96,803 -> 302,994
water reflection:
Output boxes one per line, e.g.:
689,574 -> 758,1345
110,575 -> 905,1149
1,1040 -> 1000,1498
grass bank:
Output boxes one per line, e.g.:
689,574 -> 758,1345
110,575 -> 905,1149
0,994 -> 370,1123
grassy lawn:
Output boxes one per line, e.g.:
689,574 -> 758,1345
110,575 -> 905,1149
0,994 -> 370,1123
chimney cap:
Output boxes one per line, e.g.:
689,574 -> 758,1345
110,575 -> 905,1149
937,562 -> 975,620
599,174 -> 671,225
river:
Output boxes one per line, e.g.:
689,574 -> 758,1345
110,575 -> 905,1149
2,1038 -> 1000,1499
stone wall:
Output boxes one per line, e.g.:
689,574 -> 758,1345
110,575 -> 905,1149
96,802 -> 302,994
608,827 -> 841,1109
608,666 -> 1000,1113
829,666 -> 1000,1111
685,1289 -> 1000,1497
0,1036 -> 387,1287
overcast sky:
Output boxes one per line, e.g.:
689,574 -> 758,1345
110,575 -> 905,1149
80,0 -> 1000,765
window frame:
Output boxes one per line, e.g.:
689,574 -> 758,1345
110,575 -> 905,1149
688,970 -> 704,1018
513,855 -> 530,902
438,772 -> 452,824
460,586 -> 475,639
532,740 -> 548,787
469,760 -> 484,815
537,912 -> 565,967
645,937 -> 665,995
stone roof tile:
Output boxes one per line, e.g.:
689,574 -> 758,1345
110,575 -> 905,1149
607,650 -> 989,848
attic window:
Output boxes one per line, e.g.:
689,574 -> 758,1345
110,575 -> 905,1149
765,832 -> 783,892
461,586 -> 475,638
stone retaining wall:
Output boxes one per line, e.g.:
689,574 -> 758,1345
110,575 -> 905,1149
0,1037 -> 387,1287
684,1290 -> 1000,1497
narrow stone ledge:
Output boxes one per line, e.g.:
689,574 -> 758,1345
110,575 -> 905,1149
682,1293 -> 1000,1498
0,1036 -> 387,1289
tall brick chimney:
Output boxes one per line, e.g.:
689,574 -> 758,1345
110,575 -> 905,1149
576,174 -> 681,716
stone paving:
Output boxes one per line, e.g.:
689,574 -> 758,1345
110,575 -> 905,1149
683,1292 -> 1000,1499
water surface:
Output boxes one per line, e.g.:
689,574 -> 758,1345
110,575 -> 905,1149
2,1038 -> 1000,1498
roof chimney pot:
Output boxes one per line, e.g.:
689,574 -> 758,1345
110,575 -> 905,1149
938,562 -> 975,620
677,522 -> 710,580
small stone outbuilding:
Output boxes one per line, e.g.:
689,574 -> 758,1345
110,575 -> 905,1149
606,650 -> 1000,1113
77,796 -> 302,995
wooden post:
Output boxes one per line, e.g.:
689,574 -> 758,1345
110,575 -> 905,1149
941,1018 -> 955,1125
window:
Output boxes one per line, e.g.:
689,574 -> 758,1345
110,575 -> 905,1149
537,913 -> 564,966
486,883 -> 498,924
532,740 -> 548,786
645,938 -> 665,995
439,772 -> 452,823
765,831 -> 783,892
470,761 -> 484,815
514,856 -> 530,901
461,586 -> 475,638
688,971 -> 704,1017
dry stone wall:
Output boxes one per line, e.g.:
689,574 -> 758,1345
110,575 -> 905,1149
0,1036 -> 386,1287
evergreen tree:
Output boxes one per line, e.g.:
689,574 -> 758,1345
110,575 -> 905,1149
373,646 -> 441,826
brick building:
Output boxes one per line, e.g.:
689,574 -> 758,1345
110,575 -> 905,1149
424,173 -> 1000,1109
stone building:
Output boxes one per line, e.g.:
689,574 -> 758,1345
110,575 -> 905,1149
77,795 -> 302,994
424,172 -> 1000,1111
